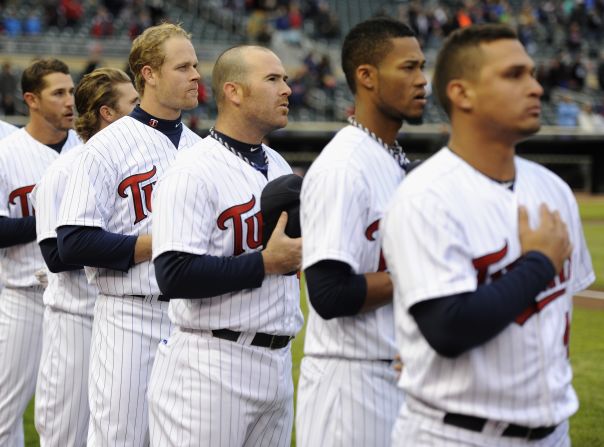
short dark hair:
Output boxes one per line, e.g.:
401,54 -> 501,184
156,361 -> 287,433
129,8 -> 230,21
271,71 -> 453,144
433,24 -> 518,116
21,58 -> 70,96
341,17 -> 416,94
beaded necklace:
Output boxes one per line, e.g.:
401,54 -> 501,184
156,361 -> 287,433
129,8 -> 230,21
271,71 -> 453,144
209,127 -> 269,175
347,116 -> 409,169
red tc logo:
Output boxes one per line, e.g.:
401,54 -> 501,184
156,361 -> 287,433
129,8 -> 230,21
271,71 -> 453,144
217,196 -> 262,256
8,185 -> 35,217
118,166 -> 157,224
365,219 -> 387,272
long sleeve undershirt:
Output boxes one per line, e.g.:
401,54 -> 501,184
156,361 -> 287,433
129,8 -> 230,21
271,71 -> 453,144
154,250 -> 265,299
410,251 -> 556,358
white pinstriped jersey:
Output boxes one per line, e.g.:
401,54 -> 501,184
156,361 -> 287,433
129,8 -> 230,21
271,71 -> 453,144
153,136 -> 303,335
0,128 -> 80,288
57,117 -> 201,296
382,147 -> 595,427
0,120 -> 17,139
300,125 -> 405,360
32,144 -> 97,316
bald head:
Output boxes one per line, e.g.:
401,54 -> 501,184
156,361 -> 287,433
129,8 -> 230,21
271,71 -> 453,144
211,45 -> 275,109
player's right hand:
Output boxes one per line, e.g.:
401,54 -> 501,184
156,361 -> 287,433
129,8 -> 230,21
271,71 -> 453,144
262,212 -> 302,275
518,204 -> 572,273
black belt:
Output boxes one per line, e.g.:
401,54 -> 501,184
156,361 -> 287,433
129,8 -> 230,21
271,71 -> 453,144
211,328 -> 293,350
130,294 -> 169,302
443,412 -> 557,440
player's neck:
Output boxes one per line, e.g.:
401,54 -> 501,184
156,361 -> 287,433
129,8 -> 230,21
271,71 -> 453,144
25,116 -> 68,146
448,131 -> 516,181
353,103 -> 401,146
138,97 -> 181,121
213,116 -> 264,145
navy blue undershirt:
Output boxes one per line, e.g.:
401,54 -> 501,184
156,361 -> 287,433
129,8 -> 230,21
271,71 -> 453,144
56,107 -> 182,271
0,216 -> 36,248
0,134 -> 69,249
39,238 -> 82,273
305,260 -> 367,319
410,251 -> 556,358
212,129 -> 268,177
155,251 -> 265,298
130,105 -> 183,148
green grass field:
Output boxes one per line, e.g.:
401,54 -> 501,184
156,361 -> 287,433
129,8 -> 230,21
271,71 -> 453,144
23,195 -> 604,446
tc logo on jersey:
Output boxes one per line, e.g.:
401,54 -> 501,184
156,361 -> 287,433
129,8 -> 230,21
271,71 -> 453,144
365,219 -> 387,272
9,184 -> 35,217
472,241 -> 571,325
118,165 -> 157,224
217,195 -> 262,256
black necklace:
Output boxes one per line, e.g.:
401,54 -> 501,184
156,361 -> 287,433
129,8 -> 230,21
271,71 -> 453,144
347,116 -> 409,169
209,127 -> 269,175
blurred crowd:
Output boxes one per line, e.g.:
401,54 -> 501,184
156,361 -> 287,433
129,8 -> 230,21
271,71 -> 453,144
2,0 -> 604,130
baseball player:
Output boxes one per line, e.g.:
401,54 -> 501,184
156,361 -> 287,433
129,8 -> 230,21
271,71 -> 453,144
296,18 -> 427,447
0,58 -> 80,447
56,24 -> 201,447
32,67 -> 139,447
382,24 -> 594,446
147,45 -> 303,447
0,119 -> 17,139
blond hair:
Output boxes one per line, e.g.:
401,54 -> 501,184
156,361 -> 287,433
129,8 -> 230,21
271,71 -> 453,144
129,22 -> 192,95
74,68 -> 132,142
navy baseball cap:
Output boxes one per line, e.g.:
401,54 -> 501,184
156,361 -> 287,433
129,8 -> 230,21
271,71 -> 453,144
260,174 -> 303,248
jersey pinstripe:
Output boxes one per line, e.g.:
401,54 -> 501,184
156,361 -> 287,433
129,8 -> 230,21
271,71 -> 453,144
0,127 -> 79,447
382,147 -> 594,428
296,125 -> 405,447
32,144 -> 97,316
300,125 -> 404,360
31,144 -> 99,446
152,136 -> 303,335
57,117 -> 201,296
148,135 -> 302,447
0,128 -> 80,288
0,120 -> 17,140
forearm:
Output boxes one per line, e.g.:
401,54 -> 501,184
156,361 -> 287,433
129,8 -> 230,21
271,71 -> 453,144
57,225 -> 138,272
0,216 -> 36,248
39,238 -> 83,273
359,272 -> 393,313
410,251 -> 556,358
154,251 -> 265,298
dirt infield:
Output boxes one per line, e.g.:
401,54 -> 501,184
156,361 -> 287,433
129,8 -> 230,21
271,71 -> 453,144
574,290 -> 604,310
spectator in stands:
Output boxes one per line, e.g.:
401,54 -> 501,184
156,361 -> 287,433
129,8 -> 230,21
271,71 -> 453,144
569,55 -> 587,91
314,1 -> 339,39
61,0 -> 83,28
79,42 -> 104,81
90,6 -> 114,37
578,102 -> 604,132
128,9 -> 152,40
0,61 -> 17,115
557,94 -> 580,127
597,52 -> 604,90
24,10 -> 42,36
3,9 -> 22,37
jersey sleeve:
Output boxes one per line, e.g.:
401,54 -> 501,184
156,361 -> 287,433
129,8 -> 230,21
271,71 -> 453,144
382,191 -> 477,308
57,150 -> 113,230
152,169 -> 213,259
301,166 -> 368,273
32,166 -> 67,242
566,192 -> 595,293
0,165 -> 8,218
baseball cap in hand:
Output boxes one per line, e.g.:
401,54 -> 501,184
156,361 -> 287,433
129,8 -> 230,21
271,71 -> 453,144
261,173 -> 303,248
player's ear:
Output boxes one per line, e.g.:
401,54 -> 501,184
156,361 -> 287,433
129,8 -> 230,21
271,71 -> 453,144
99,104 -> 114,123
23,91 -> 39,110
356,64 -> 377,92
141,65 -> 156,88
223,81 -> 243,106
447,79 -> 474,112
